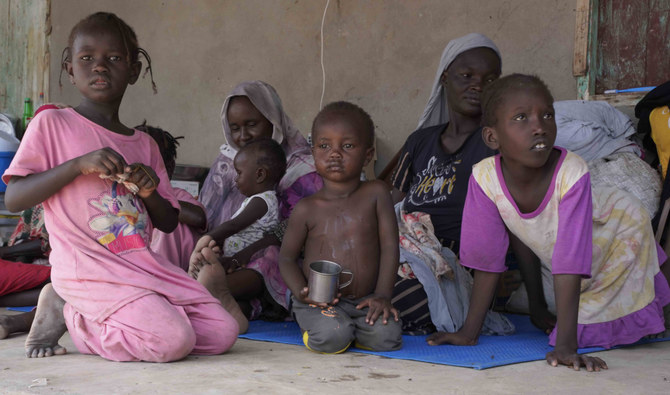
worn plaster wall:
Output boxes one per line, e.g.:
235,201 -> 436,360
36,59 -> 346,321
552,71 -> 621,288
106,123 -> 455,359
0,0 -> 50,123
47,0 -> 577,172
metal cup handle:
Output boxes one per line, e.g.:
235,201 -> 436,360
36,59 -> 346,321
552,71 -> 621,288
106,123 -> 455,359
338,270 -> 354,289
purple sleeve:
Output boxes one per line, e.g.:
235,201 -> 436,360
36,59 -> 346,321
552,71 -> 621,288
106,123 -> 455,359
551,173 -> 592,277
279,172 -> 323,219
460,175 -> 509,273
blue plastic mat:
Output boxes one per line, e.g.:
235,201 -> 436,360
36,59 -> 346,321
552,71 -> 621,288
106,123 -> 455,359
239,314 -> 670,369
6,306 -> 35,312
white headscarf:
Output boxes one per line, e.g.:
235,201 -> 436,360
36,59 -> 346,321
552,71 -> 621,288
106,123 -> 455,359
219,80 -> 315,190
416,33 -> 501,130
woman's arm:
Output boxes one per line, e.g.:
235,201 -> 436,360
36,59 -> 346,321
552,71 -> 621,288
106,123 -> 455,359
391,187 -> 406,205
378,149 -> 402,187
427,269 -> 500,345
388,142 -> 413,205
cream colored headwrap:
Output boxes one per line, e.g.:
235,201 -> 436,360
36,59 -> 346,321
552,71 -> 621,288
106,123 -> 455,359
416,33 -> 501,129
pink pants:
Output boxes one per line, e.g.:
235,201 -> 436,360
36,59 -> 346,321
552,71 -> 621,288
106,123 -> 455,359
63,293 -> 238,362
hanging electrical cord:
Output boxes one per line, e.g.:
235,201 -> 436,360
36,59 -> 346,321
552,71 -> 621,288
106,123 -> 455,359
319,0 -> 331,110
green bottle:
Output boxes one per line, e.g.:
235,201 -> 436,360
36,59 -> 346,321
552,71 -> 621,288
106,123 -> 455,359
22,98 -> 33,131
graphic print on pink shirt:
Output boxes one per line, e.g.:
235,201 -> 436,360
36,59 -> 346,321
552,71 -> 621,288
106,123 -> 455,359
88,181 -> 149,254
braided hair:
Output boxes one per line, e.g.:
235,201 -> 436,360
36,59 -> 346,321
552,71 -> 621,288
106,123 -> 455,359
60,12 -> 157,94
135,121 -> 184,178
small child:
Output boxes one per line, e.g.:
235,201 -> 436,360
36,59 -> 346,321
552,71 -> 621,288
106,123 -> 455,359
279,101 -> 402,354
189,139 -> 287,333
135,122 -> 208,272
2,12 -> 240,361
427,74 -> 670,372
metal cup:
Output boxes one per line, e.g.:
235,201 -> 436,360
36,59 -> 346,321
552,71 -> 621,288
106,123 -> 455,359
307,260 -> 354,303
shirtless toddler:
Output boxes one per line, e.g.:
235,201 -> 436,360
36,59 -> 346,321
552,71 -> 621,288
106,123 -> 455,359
279,101 -> 402,354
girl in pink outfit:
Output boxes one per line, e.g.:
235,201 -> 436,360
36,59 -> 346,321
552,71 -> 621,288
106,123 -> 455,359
2,12 -> 241,362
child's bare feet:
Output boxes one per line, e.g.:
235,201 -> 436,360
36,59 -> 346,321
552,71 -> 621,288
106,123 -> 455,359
0,310 -> 36,339
187,261 -> 201,280
198,247 -> 249,334
529,306 -> 556,335
426,330 -> 477,346
24,284 -> 67,358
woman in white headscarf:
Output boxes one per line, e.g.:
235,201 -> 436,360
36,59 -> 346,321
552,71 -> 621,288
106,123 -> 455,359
389,33 -> 503,334
199,81 -> 323,321
392,32 -> 501,252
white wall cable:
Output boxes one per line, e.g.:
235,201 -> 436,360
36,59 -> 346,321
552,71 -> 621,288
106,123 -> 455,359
319,0 -> 330,110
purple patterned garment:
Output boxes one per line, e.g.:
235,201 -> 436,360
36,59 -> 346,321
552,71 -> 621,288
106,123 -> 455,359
199,81 -> 323,309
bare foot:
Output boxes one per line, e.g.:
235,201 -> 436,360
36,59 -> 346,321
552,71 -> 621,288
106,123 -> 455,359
199,248 -> 249,334
0,310 -> 36,339
529,306 -> 556,335
25,284 -> 67,358
426,330 -> 477,346
187,261 -> 201,280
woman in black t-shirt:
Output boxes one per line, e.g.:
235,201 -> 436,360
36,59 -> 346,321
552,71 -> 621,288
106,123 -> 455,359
389,33 -> 501,334
392,34 -> 501,247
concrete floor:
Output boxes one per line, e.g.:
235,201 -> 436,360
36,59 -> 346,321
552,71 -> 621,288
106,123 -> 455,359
1,308 -> 670,394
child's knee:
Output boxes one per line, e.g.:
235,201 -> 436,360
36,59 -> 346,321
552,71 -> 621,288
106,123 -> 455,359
202,320 -> 239,355
302,325 -> 355,354
357,320 -> 403,351
144,321 -> 197,362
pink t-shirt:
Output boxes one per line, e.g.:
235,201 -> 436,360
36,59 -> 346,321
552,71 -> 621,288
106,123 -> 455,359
151,187 -> 204,272
3,108 -> 216,322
